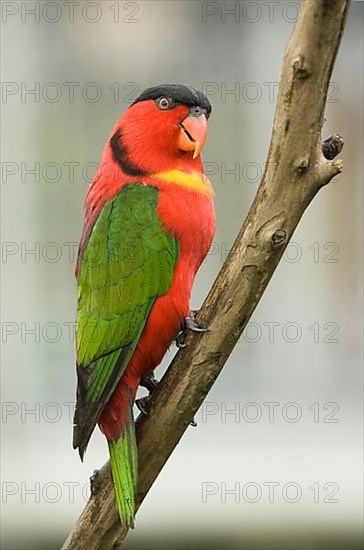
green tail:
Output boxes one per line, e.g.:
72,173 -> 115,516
108,396 -> 138,528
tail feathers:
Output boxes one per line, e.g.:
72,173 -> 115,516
108,391 -> 138,528
73,346 -> 132,461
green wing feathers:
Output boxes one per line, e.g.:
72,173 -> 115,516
73,184 -> 179,457
77,184 -> 178,367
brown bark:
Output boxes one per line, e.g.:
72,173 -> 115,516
62,1 -> 349,548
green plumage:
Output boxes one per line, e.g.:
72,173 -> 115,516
77,184 -> 178,369
73,184 -> 179,526
108,388 -> 138,528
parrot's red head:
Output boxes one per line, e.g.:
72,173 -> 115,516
109,84 -> 212,176
81,85 -> 212,256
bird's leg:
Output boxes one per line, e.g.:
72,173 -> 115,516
175,310 -> 207,427
136,371 -> 197,427
175,309 -> 208,349
136,373 -> 160,415
90,469 -> 102,496
175,331 -> 187,349
135,396 -> 151,416
139,372 -> 160,393
184,309 -> 207,332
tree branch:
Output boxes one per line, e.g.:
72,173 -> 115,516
62,1 -> 349,548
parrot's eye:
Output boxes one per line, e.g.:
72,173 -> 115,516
190,106 -> 204,117
157,97 -> 171,110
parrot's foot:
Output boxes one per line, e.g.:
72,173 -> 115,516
136,396 -> 196,425
140,373 -> 159,393
135,396 -> 151,416
175,331 -> 187,349
175,310 -> 207,349
185,310 -> 207,332
90,469 -> 102,496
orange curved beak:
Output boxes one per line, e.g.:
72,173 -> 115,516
178,113 -> 208,159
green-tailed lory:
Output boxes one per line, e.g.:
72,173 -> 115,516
73,84 -> 215,527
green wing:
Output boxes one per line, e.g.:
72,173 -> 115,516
73,184 -> 179,457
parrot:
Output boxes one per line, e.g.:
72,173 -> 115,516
72,84 -> 216,528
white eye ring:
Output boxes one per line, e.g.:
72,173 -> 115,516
158,97 -> 170,110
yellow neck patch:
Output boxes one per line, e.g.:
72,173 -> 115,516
153,168 -> 213,198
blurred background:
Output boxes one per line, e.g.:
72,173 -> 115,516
1,1 -> 363,548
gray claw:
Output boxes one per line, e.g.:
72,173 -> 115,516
140,373 -> 159,393
184,310 -> 207,333
135,396 -> 150,416
175,331 -> 187,348
175,311 -> 208,349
